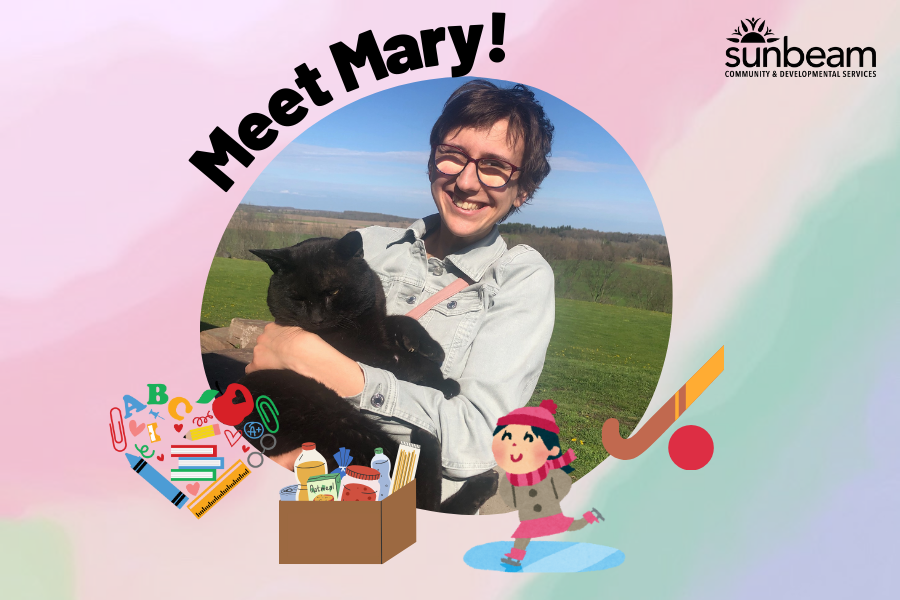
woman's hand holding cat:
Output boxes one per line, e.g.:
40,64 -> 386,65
245,323 -> 365,397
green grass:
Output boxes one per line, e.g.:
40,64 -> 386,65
622,260 -> 672,273
527,298 -> 670,480
215,230 -> 313,261
200,260 -> 671,479
551,259 -> 673,313
200,258 -> 274,330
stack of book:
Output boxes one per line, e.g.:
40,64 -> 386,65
170,445 -> 224,481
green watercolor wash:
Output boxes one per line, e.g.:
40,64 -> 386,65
514,96 -> 900,597
0,519 -> 75,599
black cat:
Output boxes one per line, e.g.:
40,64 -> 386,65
231,231 -> 496,513
249,231 -> 459,399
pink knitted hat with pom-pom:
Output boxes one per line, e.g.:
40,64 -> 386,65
496,399 -> 560,434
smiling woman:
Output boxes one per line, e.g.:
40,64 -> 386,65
201,78 -> 671,515
424,79 -> 551,256
427,123 -> 526,255
238,80 -> 558,510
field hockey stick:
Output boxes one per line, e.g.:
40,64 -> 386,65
601,346 -> 724,460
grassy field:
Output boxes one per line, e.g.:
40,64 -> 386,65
622,260 -> 673,273
528,298 -> 670,480
551,259 -> 673,313
201,258 -> 275,330
201,258 -> 671,479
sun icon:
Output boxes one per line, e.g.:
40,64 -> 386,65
727,18 -> 779,44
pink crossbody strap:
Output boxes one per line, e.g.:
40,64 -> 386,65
405,276 -> 473,320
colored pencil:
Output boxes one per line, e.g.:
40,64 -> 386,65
183,424 -> 220,441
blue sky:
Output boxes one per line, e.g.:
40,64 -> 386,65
242,77 -> 664,235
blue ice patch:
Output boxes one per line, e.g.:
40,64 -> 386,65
463,541 -> 625,573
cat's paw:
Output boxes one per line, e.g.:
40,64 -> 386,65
386,316 -> 446,363
413,335 -> 445,363
439,378 -> 461,399
439,468 -> 500,515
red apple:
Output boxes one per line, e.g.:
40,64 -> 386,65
212,383 -> 254,426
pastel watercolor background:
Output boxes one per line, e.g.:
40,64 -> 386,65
2,1 -> 898,598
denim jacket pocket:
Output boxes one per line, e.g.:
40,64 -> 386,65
419,290 -> 485,376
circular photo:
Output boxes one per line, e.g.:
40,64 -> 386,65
200,78 -> 671,515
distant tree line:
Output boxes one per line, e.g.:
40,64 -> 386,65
499,223 -> 670,266
212,210 -> 672,313
245,204 -> 413,224
215,206 -> 353,260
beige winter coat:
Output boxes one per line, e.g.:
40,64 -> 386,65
495,467 -> 573,521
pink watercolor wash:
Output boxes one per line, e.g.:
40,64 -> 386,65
17,1 -> 897,599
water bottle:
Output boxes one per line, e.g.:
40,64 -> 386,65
370,448 -> 392,500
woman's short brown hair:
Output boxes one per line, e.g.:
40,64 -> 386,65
429,80 -> 554,220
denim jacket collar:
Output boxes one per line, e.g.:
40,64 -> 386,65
387,213 -> 508,283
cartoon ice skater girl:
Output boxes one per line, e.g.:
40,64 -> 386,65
493,399 -> 603,567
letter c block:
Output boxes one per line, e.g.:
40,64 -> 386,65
168,396 -> 193,421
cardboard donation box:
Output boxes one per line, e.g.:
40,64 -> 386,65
279,479 -> 416,564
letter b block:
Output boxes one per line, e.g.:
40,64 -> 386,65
147,384 -> 169,405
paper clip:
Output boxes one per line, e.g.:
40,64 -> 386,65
256,395 -> 280,434
109,407 -> 127,452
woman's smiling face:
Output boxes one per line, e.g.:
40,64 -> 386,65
429,119 -> 527,252
492,424 -> 560,474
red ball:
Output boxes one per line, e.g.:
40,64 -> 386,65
668,425 -> 714,470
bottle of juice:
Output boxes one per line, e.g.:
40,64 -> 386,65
370,448 -> 392,500
293,442 -> 327,501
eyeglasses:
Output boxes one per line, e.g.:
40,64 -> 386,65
432,144 -> 520,188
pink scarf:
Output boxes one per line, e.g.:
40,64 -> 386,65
505,449 -> 577,487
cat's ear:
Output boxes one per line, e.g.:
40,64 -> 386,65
249,248 -> 292,272
335,231 -> 364,260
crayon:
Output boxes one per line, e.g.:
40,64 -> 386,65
126,453 -> 187,509
183,423 -> 221,441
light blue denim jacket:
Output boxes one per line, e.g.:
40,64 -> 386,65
347,214 -> 555,479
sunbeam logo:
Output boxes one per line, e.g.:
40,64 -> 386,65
725,17 -> 877,79
726,18 -> 779,44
